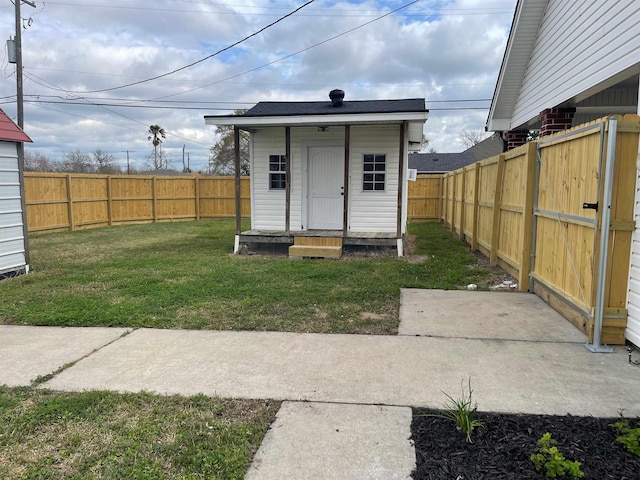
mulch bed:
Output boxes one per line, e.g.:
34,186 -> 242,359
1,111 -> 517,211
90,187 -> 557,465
411,409 -> 640,479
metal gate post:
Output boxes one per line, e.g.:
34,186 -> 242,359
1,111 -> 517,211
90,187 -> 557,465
586,116 -> 618,353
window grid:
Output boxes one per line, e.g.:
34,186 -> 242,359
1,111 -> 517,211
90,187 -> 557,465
269,155 -> 286,190
363,154 -> 385,191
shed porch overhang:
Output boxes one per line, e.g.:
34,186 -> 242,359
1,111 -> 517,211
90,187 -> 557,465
205,114 -> 427,149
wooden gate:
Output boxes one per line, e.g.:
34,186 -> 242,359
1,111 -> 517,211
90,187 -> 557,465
531,117 -> 636,344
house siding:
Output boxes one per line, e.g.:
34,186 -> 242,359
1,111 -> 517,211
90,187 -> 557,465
0,141 -> 27,275
627,155 -> 640,347
249,124 -> 403,234
511,0 -> 640,129
349,125 -> 400,233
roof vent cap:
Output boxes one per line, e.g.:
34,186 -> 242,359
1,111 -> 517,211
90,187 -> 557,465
329,89 -> 345,107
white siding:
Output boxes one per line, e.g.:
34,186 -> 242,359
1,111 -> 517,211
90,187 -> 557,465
627,167 -> 640,347
249,125 -> 403,233
511,0 -> 640,129
349,125 -> 400,233
251,128 -> 287,230
0,141 -> 27,275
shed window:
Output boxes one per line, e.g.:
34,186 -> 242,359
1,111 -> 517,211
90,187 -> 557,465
363,154 -> 385,191
269,155 -> 286,190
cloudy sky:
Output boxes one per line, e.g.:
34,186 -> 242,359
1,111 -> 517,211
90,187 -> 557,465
0,0 -> 515,173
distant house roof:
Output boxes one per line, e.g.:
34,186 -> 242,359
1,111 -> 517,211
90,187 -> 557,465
409,134 -> 506,173
463,133 -> 505,161
409,152 -> 476,173
0,109 -> 31,143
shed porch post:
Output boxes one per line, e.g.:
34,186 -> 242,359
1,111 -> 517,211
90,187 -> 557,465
285,126 -> 291,235
342,125 -> 350,236
233,126 -> 241,253
396,122 -> 406,255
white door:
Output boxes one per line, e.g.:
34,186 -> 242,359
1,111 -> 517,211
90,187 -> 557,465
307,147 -> 344,230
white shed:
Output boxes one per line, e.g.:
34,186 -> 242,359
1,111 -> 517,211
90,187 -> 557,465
486,0 -> 640,347
0,108 -> 32,278
205,90 -> 427,257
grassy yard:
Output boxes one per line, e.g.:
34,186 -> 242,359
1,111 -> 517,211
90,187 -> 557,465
0,386 -> 279,479
0,220 -> 504,334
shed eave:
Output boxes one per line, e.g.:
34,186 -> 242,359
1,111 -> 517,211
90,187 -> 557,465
205,111 -> 428,128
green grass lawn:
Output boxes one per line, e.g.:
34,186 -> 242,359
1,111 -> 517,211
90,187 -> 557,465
0,386 -> 279,479
0,220 -> 504,334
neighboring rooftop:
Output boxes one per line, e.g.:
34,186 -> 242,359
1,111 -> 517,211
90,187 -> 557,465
0,109 -> 31,143
409,133 -> 505,173
463,133 -> 505,161
409,152 -> 475,173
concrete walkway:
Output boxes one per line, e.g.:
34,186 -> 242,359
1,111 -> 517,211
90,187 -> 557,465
2,289 -> 640,479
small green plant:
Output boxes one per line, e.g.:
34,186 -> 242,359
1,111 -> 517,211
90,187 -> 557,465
425,378 -> 484,443
530,432 -> 584,479
610,417 -> 640,457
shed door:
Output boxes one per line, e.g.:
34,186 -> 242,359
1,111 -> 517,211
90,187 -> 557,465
307,147 -> 344,230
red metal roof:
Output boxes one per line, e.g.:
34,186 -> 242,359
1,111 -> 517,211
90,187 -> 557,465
0,108 -> 32,143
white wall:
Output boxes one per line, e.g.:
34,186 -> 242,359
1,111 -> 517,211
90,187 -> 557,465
0,141 -> 27,275
511,0 -> 640,128
250,124 -> 403,233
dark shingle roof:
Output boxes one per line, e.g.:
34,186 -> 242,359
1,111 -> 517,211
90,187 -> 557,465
409,153 -> 477,173
243,98 -> 426,117
464,133 -> 505,161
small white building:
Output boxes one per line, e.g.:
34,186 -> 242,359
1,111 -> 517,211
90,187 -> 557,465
0,108 -> 32,278
205,90 -> 428,257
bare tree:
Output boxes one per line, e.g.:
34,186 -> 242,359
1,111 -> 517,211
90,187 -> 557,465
92,149 -> 120,174
460,129 -> 490,149
24,151 -> 54,171
59,150 -> 93,173
144,150 -> 173,172
208,110 -> 250,175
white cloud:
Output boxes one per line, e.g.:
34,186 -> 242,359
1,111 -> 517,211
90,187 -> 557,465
0,0 -> 516,172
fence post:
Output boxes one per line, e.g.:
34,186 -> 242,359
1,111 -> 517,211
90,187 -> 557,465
438,174 -> 443,221
195,176 -> 200,220
152,176 -> 158,223
451,172 -> 457,232
106,175 -> 113,227
518,142 -> 537,291
66,174 -> 75,231
471,162 -> 480,251
490,154 -> 505,265
459,168 -> 466,240
440,174 -> 449,227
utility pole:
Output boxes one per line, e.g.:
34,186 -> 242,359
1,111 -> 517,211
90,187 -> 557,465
15,0 -> 36,131
122,150 -> 134,175
14,0 -> 36,267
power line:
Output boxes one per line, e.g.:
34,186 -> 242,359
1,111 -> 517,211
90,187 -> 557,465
60,0 -> 317,94
22,99 -> 490,112
151,0 -> 422,101
42,0 -> 512,17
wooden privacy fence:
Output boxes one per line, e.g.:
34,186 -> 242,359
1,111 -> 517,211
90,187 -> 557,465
24,173 -> 251,233
407,174 -> 443,222
442,114 -> 640,344
24,173 -> 442,234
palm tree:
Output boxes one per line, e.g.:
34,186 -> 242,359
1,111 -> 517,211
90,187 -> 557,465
148,125 -> 166,169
